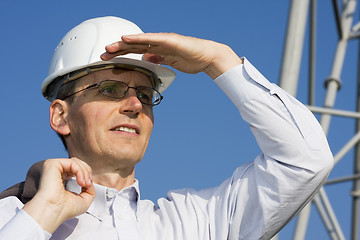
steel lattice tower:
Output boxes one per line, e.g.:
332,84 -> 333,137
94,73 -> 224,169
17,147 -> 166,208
273,0 -> 360,239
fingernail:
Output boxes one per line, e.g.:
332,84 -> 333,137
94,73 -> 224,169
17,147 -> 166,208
100,53 -> 107,60
88,174 -> 93,185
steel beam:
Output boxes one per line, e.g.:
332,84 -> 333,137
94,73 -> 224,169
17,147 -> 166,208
279,0 -> 310,97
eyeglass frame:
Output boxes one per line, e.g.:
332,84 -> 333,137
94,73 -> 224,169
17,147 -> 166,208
60,79 -> 164,106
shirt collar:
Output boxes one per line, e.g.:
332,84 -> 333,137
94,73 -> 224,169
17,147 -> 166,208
66,178 -> 140,221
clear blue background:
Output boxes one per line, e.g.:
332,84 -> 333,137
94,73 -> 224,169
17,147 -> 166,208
0,0 -> 358,238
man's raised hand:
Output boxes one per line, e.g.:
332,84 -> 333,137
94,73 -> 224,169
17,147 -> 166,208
101,33 -> 242,79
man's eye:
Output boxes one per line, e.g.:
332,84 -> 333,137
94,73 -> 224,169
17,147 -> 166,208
138,92 -> 151,102
103,87 -> 115,93
101,85 -> 117,94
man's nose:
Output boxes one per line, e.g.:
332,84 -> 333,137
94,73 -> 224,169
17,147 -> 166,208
119,88 -> 143,115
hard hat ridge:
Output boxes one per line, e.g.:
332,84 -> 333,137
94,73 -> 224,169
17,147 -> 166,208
41,16 -> 176,101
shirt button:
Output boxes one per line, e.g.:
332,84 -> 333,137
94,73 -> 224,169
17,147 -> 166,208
117,214 -> 124,221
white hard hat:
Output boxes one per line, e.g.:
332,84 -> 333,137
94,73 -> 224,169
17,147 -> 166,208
41,16 -> 176,101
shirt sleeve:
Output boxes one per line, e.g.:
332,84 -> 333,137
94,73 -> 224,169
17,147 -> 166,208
0,197 -> 51,240
164,58 -> 334,240
215,58 -> 333,239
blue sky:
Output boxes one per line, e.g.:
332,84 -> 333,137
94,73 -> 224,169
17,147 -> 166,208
0,0 -> 358,238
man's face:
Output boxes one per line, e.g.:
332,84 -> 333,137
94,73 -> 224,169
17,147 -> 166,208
63,69 -> 154,173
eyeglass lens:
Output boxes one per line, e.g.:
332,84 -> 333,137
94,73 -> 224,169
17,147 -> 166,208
98,80 -> 161,105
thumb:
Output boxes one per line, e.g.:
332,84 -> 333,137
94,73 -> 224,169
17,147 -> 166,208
79,184 -> 96,206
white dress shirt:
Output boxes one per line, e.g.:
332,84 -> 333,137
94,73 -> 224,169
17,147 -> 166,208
0,58 -> 334,240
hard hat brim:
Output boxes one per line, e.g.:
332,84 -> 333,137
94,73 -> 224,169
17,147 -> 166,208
41,57 -> 176,101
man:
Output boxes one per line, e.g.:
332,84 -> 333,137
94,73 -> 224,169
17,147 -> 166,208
0,16 -> 333,239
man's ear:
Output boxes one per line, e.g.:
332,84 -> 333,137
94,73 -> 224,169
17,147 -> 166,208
49,100 -> 70,135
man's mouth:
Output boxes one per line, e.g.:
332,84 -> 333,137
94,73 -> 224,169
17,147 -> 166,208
112,126 -> 138,134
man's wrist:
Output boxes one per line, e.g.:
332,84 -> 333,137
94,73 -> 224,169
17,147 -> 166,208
204,43 -> 243,79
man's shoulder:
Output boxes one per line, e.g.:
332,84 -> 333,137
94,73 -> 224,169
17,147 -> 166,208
0,161 -> 44,204
0,182 -> 25,201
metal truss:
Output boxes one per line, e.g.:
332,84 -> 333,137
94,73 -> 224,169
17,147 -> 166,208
273,0 -> 360,239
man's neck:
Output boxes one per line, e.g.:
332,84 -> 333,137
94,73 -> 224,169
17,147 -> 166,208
66,151 -> 137,191
92,169 -> 136,191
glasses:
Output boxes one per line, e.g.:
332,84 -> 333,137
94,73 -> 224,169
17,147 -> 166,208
61,80 -> 163,106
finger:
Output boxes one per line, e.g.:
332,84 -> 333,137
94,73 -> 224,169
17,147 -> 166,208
101,33 -> 183,61
59,184 -> 95,221
101,46 -> 150,61
68,158 -> 92,188
56,158 -> 87,188
76,158 -> 93,188
121,33 -> 178,46
101,41 -> 161,61
67,187 -> 95,220
105,41 -> 151,53
80,184 -> 96,200
40,159 -> 67,190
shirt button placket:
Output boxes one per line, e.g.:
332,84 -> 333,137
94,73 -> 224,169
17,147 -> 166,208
113,192 -> 139,240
